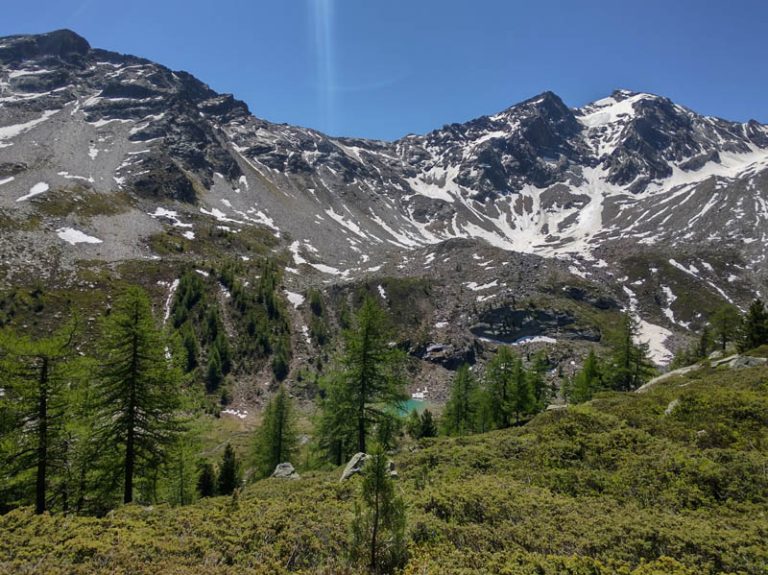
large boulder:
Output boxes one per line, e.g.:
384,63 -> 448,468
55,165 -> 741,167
340,452 -> 397,481
271,462 -> 300,480
728,356 -> 767,369
710,354 -> 767,369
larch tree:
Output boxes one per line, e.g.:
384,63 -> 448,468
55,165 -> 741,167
570,350 -> 603,404
417,409 -> 437,439
317,370 -> 358,466
350,444 -> 407,574
217,443 -> 240,495
160,426 -> 202,506
609,314 -> 655,392
253,385 -> 297,478
739,299 -> 768,352
0,322 -> 79,514
319,296 -> 407,460
528,350 -> 551,407
197,462 -> 216,498
485,346 -> 535,427
710,303 -> 742,351
697,324 -> 714,358
441,364 -> 477,436
96,286 -> 181,505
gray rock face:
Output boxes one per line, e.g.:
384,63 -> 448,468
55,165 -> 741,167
635,363 -> 703,393
271,462 -> 300,480
340,453 -> 368,481
708,354 -> 767,369
340,453 -> 397,481
727,356 -> 768,369
470,307 -> 601,344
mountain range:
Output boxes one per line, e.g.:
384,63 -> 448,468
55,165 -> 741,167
2,29 -> 767,369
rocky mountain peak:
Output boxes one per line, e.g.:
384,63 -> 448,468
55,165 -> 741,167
517,90 -> 573,118
0,29 -> 91,63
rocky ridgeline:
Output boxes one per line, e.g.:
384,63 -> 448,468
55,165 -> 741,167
1,29 -> 767,369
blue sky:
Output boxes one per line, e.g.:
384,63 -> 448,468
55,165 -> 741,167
2,0 -> 767,140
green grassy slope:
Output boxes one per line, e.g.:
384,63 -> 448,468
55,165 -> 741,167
1,364 -> 766,574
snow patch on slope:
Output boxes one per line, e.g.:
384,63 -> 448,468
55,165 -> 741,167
16,182 -> 50,202
0,110 -> 58,142
623,285 -> 673,365
285,290 -> 305,309
56,227 -> 102,245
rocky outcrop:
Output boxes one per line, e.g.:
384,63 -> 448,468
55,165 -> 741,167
271,462 -> 300,480
413,342 -> 477,370
340,452 -> 398,481
637,354 -> 768,393
470,307 -> 601,343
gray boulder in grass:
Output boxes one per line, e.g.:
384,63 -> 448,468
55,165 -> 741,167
340,452 -> 397,481
272,462 -> 300,479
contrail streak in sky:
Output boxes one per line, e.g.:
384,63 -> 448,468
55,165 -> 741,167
312,0 -> 335,133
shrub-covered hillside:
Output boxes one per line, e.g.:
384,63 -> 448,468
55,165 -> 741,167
1,363 -> 767,574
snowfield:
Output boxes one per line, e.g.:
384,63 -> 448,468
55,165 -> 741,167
56,227 -> 103,245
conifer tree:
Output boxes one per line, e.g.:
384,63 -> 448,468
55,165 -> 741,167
308,288 -> 324,316
472,386 -> 495,433
179,324 -> 199,373
697,325 -> 714,358
529,350 -> 550,407
484,346 -> 516,428
485,347 -> 535,427
510,360 -> 536,423
404,409 -> 421,440
319,296 -> 406,459
217,443 -> 240,495
441,364 -> 477,436
374,413 -> 402,451
203,305 -> 220,343
253,386 -> 297,478
171,270 -> 206,329
609,314 -> 655,391
271,339 -> 290,381
317,371 -> 357,465
160,429 -> 201,506
418,409 -> 437,438
205,348 -> 223,393
710,303 -> 742,351
0,322 -> 79,514
57,356 -> 102,514
214,332 -> 232,375
96,287 -> 181,504
570,350 -> 603,404
197,462 -> 216,497
739,299 -> 768,351
350,444 -> 407,574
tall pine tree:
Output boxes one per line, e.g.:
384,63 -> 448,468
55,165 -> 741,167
484,347 -> 535,427
318,296 -> 406,461
217,443 -> 240,495
739,299 -> 768,352
253,386 -> 298,478
96,287 -> 181,504
197,462 -> 216,498
441,364 -> 477,436
0,322 -> 79,514
349,444 -> 407,574
569,350 -> 603,404
609,314 -> 655,392
710,303 -> 742,351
